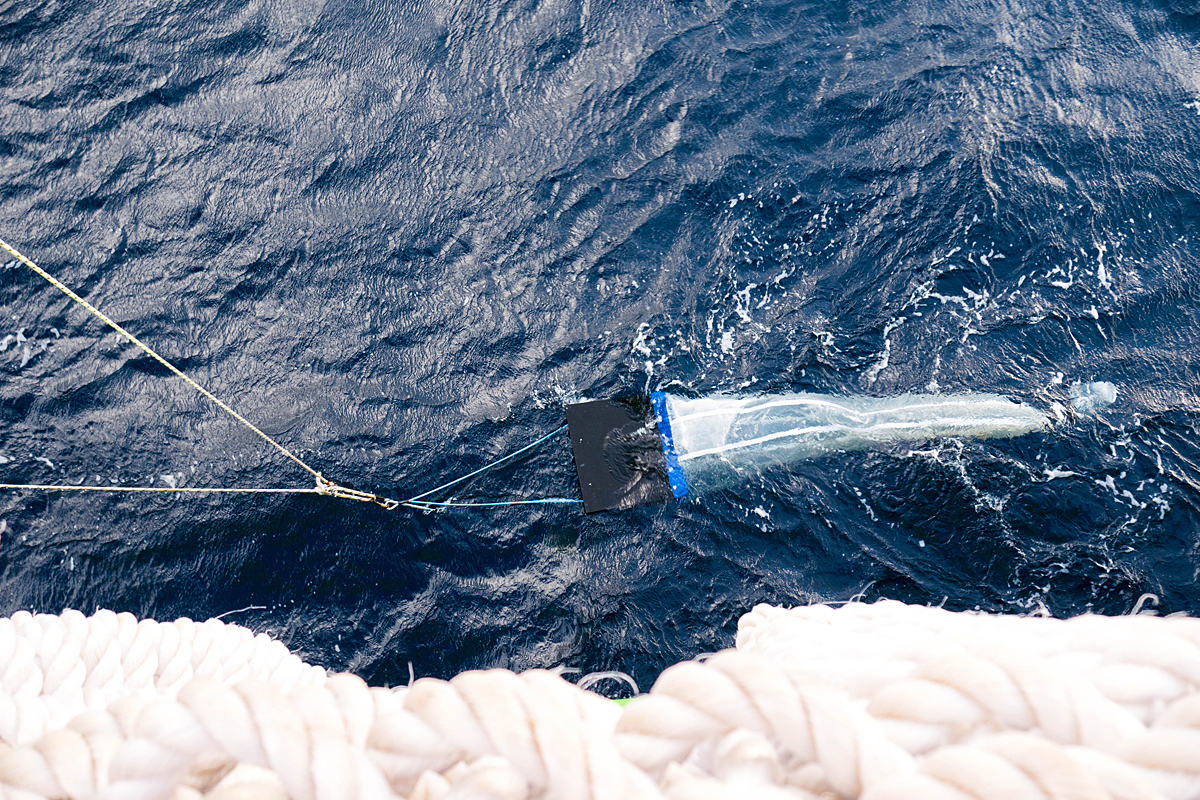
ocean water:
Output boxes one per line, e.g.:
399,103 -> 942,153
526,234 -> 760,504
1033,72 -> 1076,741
2,0 -> 1200,692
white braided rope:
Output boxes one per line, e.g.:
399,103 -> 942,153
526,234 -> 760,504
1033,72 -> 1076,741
0,602 -> 1197,799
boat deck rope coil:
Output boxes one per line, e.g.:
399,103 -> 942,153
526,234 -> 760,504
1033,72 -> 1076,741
0,599 -> 1196,799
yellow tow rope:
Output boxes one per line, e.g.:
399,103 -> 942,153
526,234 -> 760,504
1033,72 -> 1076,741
0,238 -> 399,510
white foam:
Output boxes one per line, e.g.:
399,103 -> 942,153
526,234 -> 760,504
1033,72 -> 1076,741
720,330 -> 734,354
1070,381 -> 1117,414
1044,467 -> 1079,480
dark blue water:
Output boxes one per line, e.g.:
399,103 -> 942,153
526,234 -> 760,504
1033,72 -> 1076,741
3,0 -> 1200,692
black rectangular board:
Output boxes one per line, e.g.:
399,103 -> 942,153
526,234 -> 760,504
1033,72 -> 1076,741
565,396 -> 675,513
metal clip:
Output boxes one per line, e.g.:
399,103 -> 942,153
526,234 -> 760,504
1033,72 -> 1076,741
315,477 -> 400,510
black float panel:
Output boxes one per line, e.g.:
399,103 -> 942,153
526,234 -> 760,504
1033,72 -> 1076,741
565,396 -> 674,513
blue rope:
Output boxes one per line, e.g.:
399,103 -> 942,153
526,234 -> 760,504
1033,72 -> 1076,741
401,424 -> 578,511
404,498 -> 582,510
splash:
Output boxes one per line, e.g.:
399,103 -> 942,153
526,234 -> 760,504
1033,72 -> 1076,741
1070,381 -> 1117,415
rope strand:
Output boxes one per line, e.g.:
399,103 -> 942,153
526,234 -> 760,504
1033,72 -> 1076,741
0,483 -> 323,495
0,238 -> 326,483
402,424 -> 570,504
405,497 -> 582,510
